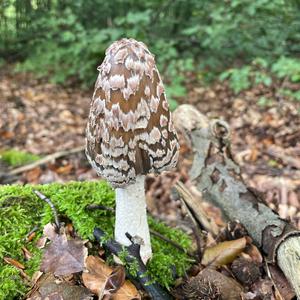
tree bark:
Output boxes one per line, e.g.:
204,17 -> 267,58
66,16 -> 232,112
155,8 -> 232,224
173,104 -> 300,298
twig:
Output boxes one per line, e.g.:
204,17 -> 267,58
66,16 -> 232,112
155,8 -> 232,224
33,190 -> 60,230
175,181 -> 219,236
264,145 -> 300,169
171,186 -> 205,261
149,229 -> 196,260
85,204 -> 115,212
94,228 -> 173,300
265,262 -> 285,300
8,145 -> 85,176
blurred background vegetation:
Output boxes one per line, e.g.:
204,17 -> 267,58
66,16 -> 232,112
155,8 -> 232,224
1,0 -> 300,105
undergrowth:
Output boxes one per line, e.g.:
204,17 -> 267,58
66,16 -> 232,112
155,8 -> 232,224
0,149 -> 40,167
0,181 -> 192,299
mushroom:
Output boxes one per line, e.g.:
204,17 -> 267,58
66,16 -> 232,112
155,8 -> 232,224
85,38 -> 180,263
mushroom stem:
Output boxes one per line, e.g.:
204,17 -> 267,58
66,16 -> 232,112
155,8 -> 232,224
115,175 -> 152,264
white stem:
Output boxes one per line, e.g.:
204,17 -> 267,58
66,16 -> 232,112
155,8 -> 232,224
115,175 -> 152,264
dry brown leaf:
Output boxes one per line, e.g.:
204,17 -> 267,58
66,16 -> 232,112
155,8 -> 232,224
83,256 -> 140,300
201,237 -> 247,266
56,164 -> 73,174
40,228 -> 88,276
100,265 -> 126,298
4,257 -> 25,270
245,244 -> 263,264
43,223 -> 58,241
26,273 -> 93,300
22,247 -> 33,260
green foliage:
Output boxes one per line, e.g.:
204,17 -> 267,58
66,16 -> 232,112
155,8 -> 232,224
220,66 -> 252,94
219,56 -> 300,97
257,96 -> 274,107
0,181 -> 192,299
279,89 -> 300,102
117,247 -> 139,277
0,149 -> 40,167
271,57 -> 300,82
2,0 -> 300,101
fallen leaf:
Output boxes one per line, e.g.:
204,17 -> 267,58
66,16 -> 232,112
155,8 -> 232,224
100,265 -> 126,298
4,257 -> 25,270
201,237 -> 247,266
43,223 -> 58,241
36,236 -> 48,249
55,164 -> 73,174
245,244 -> 263,263
40,228 -> 88,276
83,256 -> 140,300
27,231 -> 36,242
22,247 -> 33,260
26,273 -> 93,300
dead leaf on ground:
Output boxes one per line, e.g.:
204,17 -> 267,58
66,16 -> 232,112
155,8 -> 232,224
83,255 -> 141,300
100,265 -> 126,299
245,244 -> 263,264
43,223 -> 58,241
201,237 -> 247,266
4,257 -> 25,270
26,273 -> 93,300
40,227 -> 88,276
22,247 -> 33,260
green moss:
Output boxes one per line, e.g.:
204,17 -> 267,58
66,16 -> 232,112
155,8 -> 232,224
0,149 -> 40,167
0,181 -> 192,299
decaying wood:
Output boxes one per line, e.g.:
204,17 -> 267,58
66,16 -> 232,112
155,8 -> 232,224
277,237 -> 300,297
173,104 -> 300,298
175,181 -> 219,236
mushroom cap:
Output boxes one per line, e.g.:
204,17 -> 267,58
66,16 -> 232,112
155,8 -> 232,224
86,38 -> 179,187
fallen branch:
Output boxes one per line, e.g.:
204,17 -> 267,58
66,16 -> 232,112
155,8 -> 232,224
8,145 -> 85,176
94,228 -> 173,300
173,104 -> 300,298
174,181 -> 219,236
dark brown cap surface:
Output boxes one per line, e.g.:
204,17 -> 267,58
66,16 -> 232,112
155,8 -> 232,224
86,38 -> 179,187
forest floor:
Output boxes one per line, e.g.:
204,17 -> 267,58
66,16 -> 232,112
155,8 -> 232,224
0,66 -> 300,299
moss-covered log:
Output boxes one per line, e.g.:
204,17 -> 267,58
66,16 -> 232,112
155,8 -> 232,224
0,181 -> 192,299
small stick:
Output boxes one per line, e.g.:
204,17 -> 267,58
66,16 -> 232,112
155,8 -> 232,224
85,204 -> 115,212
264,146 -> 300,169
175,181 -> 219,236
8,145 -> 85,176
33,190 -> 60,230
149,229 -> 196,260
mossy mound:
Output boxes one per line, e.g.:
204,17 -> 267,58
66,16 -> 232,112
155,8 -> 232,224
0,149 -> 40,167
0,181 -> 192,299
